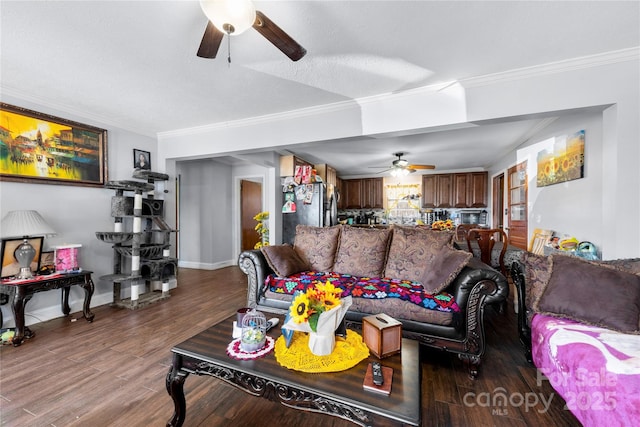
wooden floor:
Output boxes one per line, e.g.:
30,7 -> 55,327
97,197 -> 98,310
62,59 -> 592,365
0,267 -> 581,427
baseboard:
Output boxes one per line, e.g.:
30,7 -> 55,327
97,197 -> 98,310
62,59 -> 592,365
1,262 -> 234,328
178,259 -> 235,270
1,291 -> 114,328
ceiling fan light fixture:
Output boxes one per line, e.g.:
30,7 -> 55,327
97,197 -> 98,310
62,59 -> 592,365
200,0 -> 256,35
390,168 -> 410,177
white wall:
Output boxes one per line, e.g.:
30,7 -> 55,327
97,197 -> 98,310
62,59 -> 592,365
489,110 -> 605,255
0,96 -> 157,327
175,158 -> 233,270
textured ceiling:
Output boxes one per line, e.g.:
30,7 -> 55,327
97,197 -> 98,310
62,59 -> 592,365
1,1 -> 638,175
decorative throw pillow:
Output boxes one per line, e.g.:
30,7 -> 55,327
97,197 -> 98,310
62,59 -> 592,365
535,254 -> 640,334
420,247 -> 473,295
522,252 -> 553,312
293,225 -> 341,272
595,258 -> 640,276
261,244 -> 310,277
332,226 -> 392,277
384,225 -> 454,282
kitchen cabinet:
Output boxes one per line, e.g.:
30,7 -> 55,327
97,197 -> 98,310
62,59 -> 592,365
280,155 -> 313,177
453,172 -> 488,208
468,172 -> 488,207
314,163 -> 337,198
342,179 -> 363,209
362,178 -> 384,209
422,174 -> 453,208
339,177 -> 384,209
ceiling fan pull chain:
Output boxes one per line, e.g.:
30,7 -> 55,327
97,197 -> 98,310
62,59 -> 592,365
227,35 -> 231,65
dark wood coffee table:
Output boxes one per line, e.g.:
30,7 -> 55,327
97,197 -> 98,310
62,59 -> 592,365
165,315 -> 420,427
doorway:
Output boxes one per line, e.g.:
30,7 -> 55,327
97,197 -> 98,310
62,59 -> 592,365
240,179 -> 263,251
507,161 -> 528,250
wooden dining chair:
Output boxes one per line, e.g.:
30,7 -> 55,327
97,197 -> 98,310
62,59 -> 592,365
467,228 -> 509,314
466,228 -> 509,276
455,224 -> 476,242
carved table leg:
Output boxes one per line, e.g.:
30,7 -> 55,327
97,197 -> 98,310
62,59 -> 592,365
61,287 -> 71,316
166,354 -> 189,427
82,276 -> 95,322
11,290 -> 33,346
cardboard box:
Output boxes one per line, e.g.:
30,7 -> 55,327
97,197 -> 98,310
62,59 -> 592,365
362,313 -> 402,358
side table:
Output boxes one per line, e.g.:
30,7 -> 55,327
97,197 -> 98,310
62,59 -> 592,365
0,271 -> 95,346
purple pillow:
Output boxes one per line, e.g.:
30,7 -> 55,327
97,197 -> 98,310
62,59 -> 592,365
535,254 -> 640,333
261,244 -> 310,277
420,247 -> 472,295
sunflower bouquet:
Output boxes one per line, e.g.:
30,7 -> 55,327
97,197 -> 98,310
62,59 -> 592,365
290,281 -> 343,332
283,281 -> 352,356
431,219 -> 455,231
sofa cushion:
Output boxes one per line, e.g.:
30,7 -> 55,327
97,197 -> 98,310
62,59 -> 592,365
261,244 -> 310,277
332,226 -> 392,277
523,252 -> 553,315
293,225 -> 341,272
535,254 -> 640,334
421,247 -> 473,295
596,258 -> 640,276
384,226 -> 454,282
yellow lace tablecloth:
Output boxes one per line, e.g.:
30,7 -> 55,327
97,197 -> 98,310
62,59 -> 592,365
274,329 -> 369,373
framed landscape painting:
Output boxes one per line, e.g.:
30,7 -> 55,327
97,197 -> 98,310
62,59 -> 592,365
0,103 -> 107,187
536,130 -> 585,187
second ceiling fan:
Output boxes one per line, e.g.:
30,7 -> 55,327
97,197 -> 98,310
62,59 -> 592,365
372,152 -> 436,176
197,0 -> 306,62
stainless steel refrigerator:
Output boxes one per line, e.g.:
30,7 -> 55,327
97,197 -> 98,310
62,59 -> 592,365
282,182 -> 337,245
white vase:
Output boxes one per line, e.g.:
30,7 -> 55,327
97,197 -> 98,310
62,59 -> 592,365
308,332 -> 335,356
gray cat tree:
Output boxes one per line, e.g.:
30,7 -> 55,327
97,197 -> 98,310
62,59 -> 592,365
96,170 -> 177,309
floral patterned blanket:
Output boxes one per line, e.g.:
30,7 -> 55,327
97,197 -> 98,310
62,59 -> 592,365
266,271 -> 460,313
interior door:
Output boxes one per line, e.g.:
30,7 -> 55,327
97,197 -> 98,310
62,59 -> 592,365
241,180 -> 262,251
492,173 -> 505,229
507,161 -> 528,250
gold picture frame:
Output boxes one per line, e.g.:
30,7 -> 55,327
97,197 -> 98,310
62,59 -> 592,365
1,237 -> 44,278
0,103 -> 108,187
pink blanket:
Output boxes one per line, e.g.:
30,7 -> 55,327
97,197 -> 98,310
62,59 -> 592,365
531,314 -> 640,426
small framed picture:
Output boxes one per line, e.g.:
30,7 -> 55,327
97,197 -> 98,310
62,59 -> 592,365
1,237 -> 44,278
39,250 -> 55,273
133,149 -> 151,170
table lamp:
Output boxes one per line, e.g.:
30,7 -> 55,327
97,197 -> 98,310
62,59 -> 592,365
1,210 -> 57,279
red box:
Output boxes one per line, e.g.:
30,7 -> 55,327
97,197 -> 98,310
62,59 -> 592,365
362,313 -> 402,358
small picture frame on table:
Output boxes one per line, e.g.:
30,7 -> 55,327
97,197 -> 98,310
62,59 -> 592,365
39,250 -> 55,274
1,237 -> 44,279
133,149 -> 151,170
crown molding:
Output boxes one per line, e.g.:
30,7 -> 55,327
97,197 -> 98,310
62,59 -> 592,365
461,47 -> 640,88
160,47 -> 638,139
157,98 -> 361,139
0,85 -> 156,138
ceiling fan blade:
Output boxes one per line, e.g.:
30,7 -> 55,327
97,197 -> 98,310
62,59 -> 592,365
197,21 -> 224,58
408,164 -> 436,170
253,11 -> 306,61
376,168 -> 393,174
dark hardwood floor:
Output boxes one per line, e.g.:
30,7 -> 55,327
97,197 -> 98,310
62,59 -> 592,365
0,267 -> 581,426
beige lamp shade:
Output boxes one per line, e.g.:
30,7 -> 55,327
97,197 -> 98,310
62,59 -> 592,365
1,210 -> 57,238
